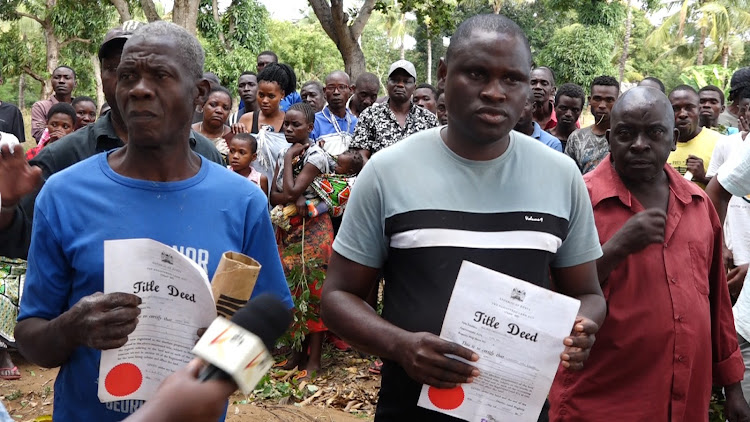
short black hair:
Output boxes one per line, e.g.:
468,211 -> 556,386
415,83 -> 438,99
340,149 -> 364,174
640,76 -> 665,93
446,14 -> 530,64
669,84 -> 698,97
257,63 -> 296,97
207,85 -> 233,108
698,85 -> 725,105
53,65 -> 76,79
239,71 -> 257,78
555,83 -> 585,106
232,133 -> 258,154
257,50 -> 278,62
287,102 -> 315,124
729,67 -> 750,102
46,102 -> 76,124
72,96 -> 96,108
591,75 -> 619,93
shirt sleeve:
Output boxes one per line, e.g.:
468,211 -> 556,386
17,187 -> 73,321
351,108 -> 376,152
564,130 -> 581,170
717,136 -> 750,196
706,135 -> 730,177
551,163 -> 603,268
306,149 -> 330,174
12,108 -> 25,143
332,158 -> 388,268
30,101 -> 47,143
242,190 -> 294,309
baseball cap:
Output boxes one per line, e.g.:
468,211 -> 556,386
388,60 -> 417,81
98,20 -> 145,59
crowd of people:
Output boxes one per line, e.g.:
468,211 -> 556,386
2,11 -> 750,422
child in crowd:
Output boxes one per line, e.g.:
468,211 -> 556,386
26,103 -> 76,160
227,133 -> 268,196
333,149 -> 364,175
72,96 -> 97,130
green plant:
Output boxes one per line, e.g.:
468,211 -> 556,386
679,64 -> 736,94
5,389 -> 22,401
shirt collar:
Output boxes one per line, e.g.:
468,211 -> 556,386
587,155 -> 701,209
531,122 -> 542,139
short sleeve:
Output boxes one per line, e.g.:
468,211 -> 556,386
707,134 -> 738,177
332,159 -> 388,268
351,108 -> 375,151
564,130 -> 580,165
551,166 -> 603,268
18,187 -> 73,321
305,148 -> 329,174
718,137 -> 750,197
242,190 -> 294,309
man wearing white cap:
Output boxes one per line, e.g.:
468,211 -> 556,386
352,60 -> 439,159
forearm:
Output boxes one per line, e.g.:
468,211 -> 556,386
322,290 -> 409,361
576,293 -> 607,328
707,177 -> 731,225
15,315 -> 79,368
596,238 -> 629,284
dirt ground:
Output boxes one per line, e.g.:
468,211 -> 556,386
1,346 -> 378,422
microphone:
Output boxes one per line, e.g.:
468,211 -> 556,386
193,293 -> 292,393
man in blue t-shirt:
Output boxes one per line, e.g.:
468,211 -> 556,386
514,92 -> 563,152
311,71 -> 358,143
15,22 -> 292,422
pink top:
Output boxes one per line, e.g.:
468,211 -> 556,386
228,165 -> 262,187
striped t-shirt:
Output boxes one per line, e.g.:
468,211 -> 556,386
333,127 -> 602,420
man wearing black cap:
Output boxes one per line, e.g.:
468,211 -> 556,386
351,59 -> 439,159
0,21 -> 224,259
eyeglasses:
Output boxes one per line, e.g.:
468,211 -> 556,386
325,84 -> 350,92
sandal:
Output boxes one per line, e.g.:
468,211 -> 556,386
368,359 -> 383,375
293,370 -> 310,381
273,359 -> 289,368
0,366 -> 21,380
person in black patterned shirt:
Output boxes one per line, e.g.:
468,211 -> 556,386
351,60 -> 439,160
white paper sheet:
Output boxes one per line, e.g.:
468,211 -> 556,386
98,238 -> 217,403
417,261 -> 580,422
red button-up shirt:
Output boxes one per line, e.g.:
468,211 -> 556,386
549,156 -> 744,421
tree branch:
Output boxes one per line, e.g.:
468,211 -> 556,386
139,0 -> 161,22
108,0 -> 132,22
350,0 -> 377,39
59,37 -> 91,49
22,66 -> 45,84
15,11 -> 45,26
308,0 -> 339,43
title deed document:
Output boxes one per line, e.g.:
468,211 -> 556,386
418,261 -> 580,421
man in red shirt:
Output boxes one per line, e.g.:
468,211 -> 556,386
548,86 -> 750,421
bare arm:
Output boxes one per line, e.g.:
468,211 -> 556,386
707,176 -> 731,226
270,146 -> 320,205
259,175 -> 269,199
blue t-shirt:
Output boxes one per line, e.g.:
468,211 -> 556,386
311,106 -> 358,141
279,91 -> 302,112
531,122 -> 563,152
19,151 -> 293,422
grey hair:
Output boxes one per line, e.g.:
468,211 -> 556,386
127,21 -> 204,79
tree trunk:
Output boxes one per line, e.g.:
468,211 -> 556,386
493,0 -> 502,14
618,0 -> 632,83
172,0 -> 200,35
42,21 -> 59,99
140,0 -> 161,22
722,44 -> 730,68
212,0 -> 226,47
308,0 -> 376,82
696,26 -> 707,66
399,13 -> 406,60
109,0 -> 131,22
18,74 -> 25,110
91,53 -> 105,110
427,36 -> 432,85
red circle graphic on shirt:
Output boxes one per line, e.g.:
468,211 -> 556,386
104,363 -> 143,397
428,385 -> 465,410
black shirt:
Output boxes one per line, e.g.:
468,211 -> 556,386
0,102 -> 25,142
0,113 -> 225,259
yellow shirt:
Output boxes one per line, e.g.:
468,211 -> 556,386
667,127 -> 722,188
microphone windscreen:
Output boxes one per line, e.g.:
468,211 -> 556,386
230,293 -> 292,351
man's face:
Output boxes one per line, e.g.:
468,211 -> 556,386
52,67 -> 76,97
529,68 -> 553,105
352,81 -> 379,113
669,89 -> 700,141
116,37 -> 201,145
440,30 -> 531,145
436,92 -> 448,125
324,73 -> 351,112
589,85 -> 619,125
301,84 -> 325,113
608,89 -> 677,184
514,96 -> 534,130
100,48 -> 123,119
256,54 -> 275,73
413,87 -> 437,114
555,95 -> 583,128
387,69 -> 416,104
699,90 -> 724,127
237,74 -> 258,105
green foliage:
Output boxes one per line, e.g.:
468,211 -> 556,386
536,24 -> 616,88
269,20 -> 344,85
360,12 -> 400,92
678,65 -> 735,93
